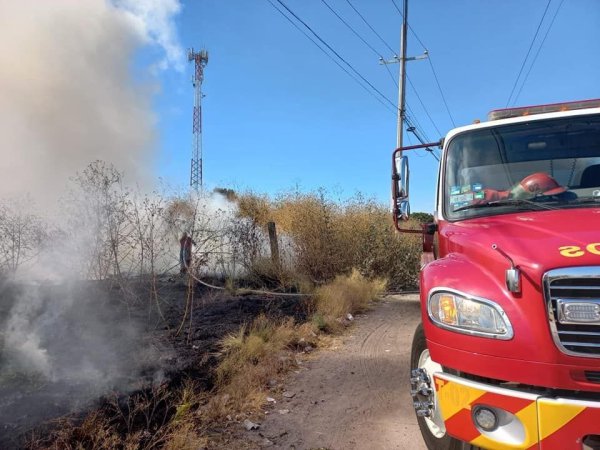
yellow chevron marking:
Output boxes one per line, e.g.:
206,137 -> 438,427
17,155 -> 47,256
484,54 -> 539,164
537,398 -> 585,441
435,377 -> 487,420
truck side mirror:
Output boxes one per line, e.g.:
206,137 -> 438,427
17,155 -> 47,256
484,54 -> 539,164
394,154 -> 410,199
392,153 -> 410,222
398,200 -> 410,221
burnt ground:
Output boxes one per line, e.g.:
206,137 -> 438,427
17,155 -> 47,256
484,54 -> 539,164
0,275 -> 308,449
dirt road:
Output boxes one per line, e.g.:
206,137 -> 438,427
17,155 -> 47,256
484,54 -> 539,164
251,294 -> 427,450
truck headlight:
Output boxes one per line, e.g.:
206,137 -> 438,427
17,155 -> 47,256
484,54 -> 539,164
428,290 -> 513,340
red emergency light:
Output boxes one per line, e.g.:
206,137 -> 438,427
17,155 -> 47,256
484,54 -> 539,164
488,99 -> 600,121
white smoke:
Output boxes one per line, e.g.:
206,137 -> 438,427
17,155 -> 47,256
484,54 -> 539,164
0,0 -> 184,205
0,2 -> 185,440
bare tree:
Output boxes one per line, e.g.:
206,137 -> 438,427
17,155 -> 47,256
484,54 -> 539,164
0,196 -> 47,273
64,160 -> 134,280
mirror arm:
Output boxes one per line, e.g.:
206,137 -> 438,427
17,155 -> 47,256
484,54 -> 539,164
396,227 -> 425,234
425,223 -> 438,234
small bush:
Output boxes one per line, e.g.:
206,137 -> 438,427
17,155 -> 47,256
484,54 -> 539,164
208,315 -> 316,421
314,269 -> 386,332
232,190 -> 422,290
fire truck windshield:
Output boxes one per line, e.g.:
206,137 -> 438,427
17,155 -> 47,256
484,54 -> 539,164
444,114 -> 600,220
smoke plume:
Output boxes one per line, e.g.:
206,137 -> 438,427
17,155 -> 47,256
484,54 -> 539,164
0,0 -> 184,204
0,1 -> 184,444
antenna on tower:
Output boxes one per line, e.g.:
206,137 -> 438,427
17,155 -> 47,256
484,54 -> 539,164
188,48 -> 209,191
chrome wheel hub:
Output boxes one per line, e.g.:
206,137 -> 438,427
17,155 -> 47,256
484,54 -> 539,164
411,349 -> 446,438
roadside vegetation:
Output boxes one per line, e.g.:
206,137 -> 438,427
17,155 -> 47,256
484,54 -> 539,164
0,160 -> 424,449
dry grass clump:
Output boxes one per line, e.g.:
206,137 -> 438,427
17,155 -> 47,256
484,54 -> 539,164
236,192 -> 271,226
233,190 -> 422,291
313,269 -> 386,332
205,315 -> 316,422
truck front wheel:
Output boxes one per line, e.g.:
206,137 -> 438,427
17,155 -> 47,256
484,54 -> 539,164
410,324 -> 477,450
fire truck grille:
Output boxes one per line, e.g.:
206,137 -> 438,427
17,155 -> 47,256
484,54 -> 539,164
585,371 -> 600,383
544,268 -> 600,358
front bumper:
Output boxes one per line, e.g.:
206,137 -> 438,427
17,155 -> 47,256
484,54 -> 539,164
434,373 -> 600,449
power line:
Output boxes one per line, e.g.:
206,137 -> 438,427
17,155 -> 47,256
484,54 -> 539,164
344,0 -> 396,55
513,0 -> 565,104
320,0 -> 414,120
407,75 -> 442,136
506,0 -> 553,106
427,56 -> 456,127
320,0 -> 382,58
390,0 -> 402,15
406,115 -> 439,161
388,1 -> 455,128
380,47 -> 438,154
270,0 -> 438,163
389,0 -> 428,52
383,63 -> 399,88
274,0 -> 398,110
266,0 -> 397,114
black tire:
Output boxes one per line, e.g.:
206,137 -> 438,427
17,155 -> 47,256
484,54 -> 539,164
410,324 -> 476,450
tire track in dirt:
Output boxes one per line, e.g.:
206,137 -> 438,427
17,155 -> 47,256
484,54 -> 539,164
247,294 -> 427,450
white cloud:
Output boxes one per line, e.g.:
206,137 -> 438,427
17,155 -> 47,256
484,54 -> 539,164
113,0 -> 185,72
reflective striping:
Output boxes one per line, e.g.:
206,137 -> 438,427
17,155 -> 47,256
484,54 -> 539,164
538,407 -> 600,449
435,376 -> 487,420
514,402 -> 540,448
435,374 -> 539,449
474,391 -> 534,414
434,373 -> 600,449
444,408 -> 481,443
537,399 -> 586,441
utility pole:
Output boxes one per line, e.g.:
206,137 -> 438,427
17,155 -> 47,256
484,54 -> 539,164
379,0 -> 427,149
397,0 -> 408,149
188,48 -> 209,192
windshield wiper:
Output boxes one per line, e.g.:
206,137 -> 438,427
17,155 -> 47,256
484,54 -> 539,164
453,198 -> 557,213
559,196 -> 600,206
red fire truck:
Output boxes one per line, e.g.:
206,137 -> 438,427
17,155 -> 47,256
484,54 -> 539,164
392,99 -> 600,449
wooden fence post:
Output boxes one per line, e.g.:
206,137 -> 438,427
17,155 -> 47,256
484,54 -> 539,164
267,221 -> 280,267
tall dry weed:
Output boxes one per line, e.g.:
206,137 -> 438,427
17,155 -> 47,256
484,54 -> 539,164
208,315 -> 315,421
234,190 -> 422,290
314,269 -> 386,332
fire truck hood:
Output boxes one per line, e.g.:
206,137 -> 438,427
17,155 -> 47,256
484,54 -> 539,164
445,208 -> 600,281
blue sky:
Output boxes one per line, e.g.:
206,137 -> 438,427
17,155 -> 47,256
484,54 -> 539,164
150,0 -> 600,213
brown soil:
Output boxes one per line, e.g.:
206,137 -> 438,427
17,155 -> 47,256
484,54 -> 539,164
242,294 -> 427,450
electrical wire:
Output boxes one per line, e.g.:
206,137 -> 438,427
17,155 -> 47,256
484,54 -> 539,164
320,0 -> 382,58
506,0 -> 553,106
513,0 -> 565,104
405,115 -> 440,161
271,0 -> 439,163
389,0 -> 428,52
383,63 -> 399,89
427,56 -> 456,127
273,0 -> 398,111
266,0 -> 397,114
405,103 -> 429,141
389,0 -> 455,129
344,0 -> 397,55
407,75 -> 442,136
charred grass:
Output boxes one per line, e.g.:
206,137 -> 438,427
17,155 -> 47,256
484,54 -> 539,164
23,271 -> 384,450
9,186 -> 420,449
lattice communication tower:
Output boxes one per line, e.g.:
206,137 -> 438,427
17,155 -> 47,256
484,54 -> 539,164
188,48 -> 209,191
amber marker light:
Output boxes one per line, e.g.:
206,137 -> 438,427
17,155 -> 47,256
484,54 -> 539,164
439,294 -> 457,325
